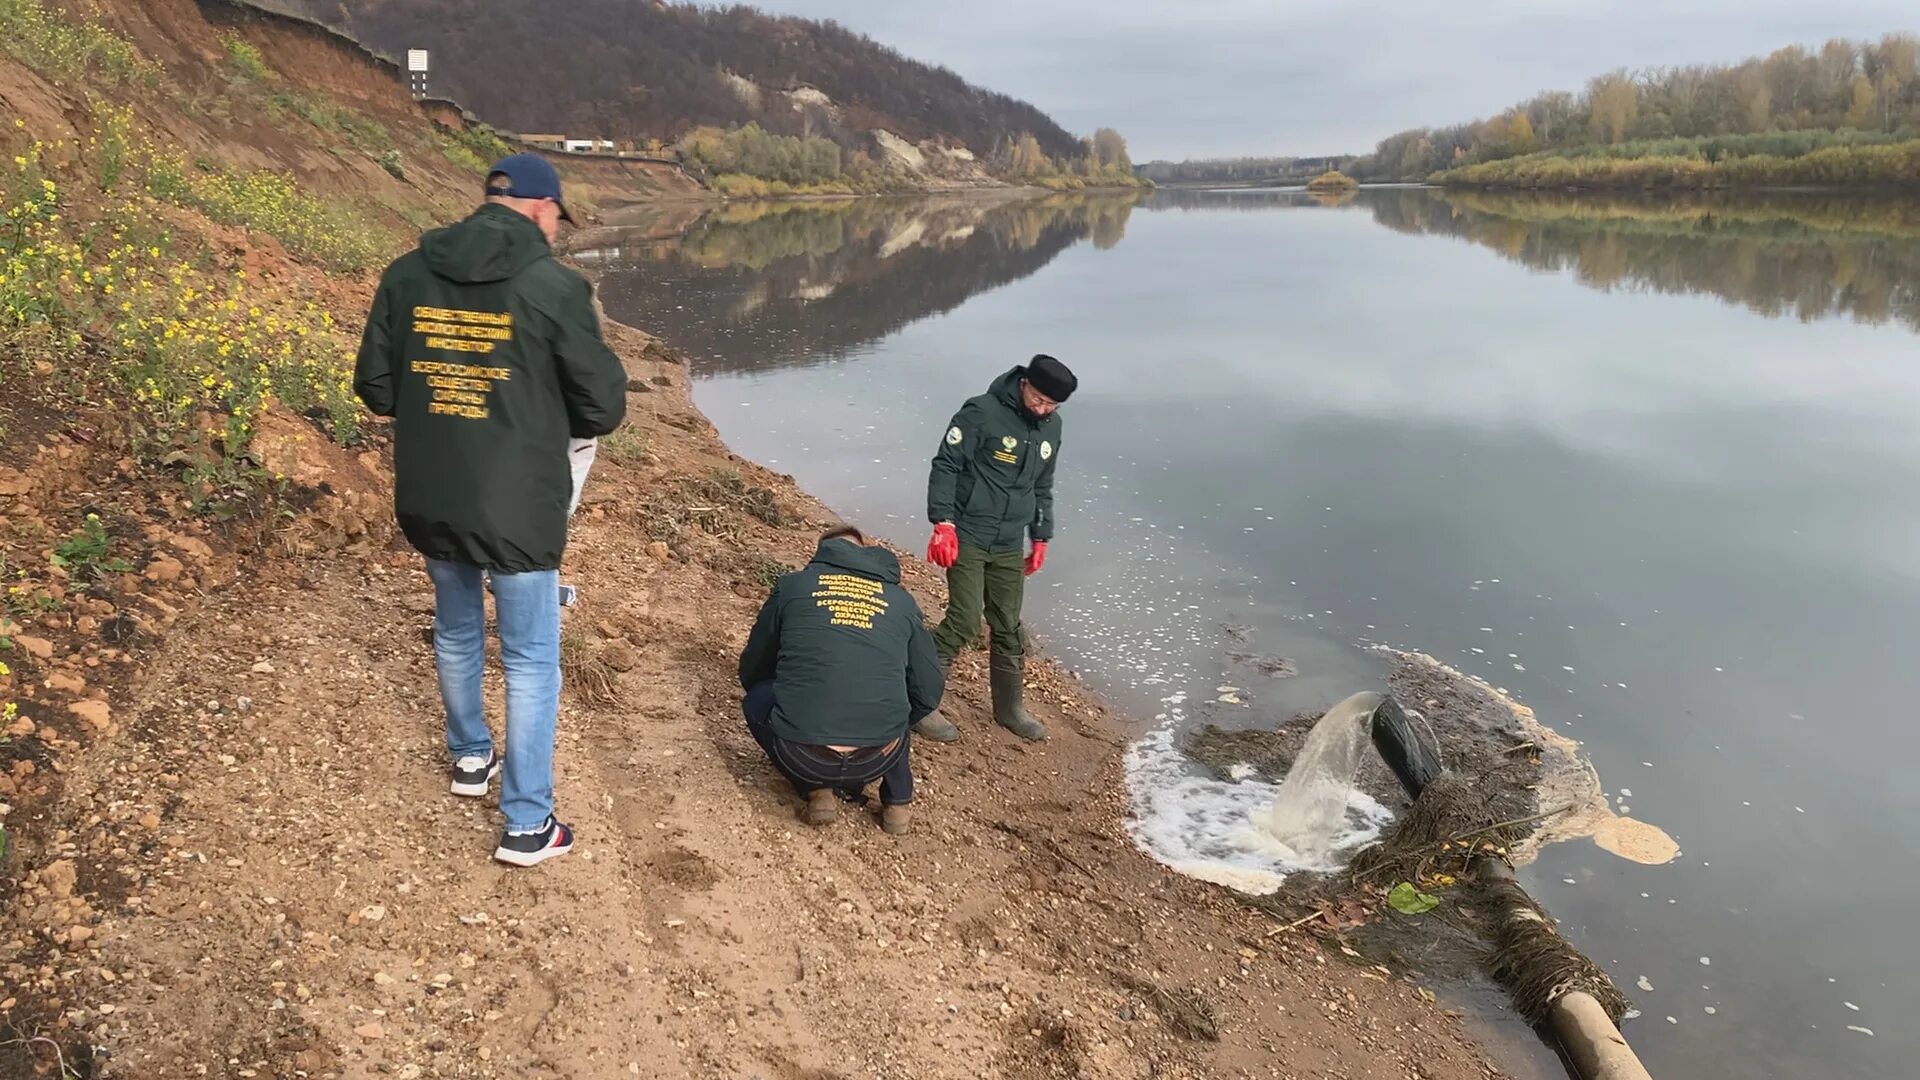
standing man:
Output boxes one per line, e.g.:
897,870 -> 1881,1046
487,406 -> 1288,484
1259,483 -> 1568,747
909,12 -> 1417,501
355,154 -> 627,867
918,355 -> 1077,743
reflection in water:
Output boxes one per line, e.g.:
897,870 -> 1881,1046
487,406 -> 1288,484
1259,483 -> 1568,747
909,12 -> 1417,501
591,192 -> 1148,373
1370,188 -> 1920,332
1147,186 -> 1363,212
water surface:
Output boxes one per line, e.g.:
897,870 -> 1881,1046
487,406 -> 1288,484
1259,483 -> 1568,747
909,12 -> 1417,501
595,187 -> 1920,1080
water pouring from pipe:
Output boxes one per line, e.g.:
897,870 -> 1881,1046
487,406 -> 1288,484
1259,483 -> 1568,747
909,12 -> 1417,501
1257,690 -> 1385,862
1125,690 -> 1394,894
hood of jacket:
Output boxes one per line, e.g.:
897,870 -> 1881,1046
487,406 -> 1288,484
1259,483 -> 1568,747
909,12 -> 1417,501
989,366 -> 1039,422
421,204 -> 552,285
808,537 -> 902,584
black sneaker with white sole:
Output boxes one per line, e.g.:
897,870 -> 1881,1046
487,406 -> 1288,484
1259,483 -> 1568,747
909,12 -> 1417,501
494,818 -> 574,867
450,750 -> 500,798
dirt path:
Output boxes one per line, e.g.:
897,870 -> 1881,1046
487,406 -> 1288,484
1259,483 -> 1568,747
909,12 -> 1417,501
4,330 -> 1515,1080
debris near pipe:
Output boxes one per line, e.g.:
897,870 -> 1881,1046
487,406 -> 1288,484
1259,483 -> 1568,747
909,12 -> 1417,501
1475,856 -> 1630,1025
1363,693 -> 1653,1080
1348,772 -> 1522,886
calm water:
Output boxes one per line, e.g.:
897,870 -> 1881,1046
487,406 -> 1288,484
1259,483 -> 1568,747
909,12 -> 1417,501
593,187 -> 1920,1079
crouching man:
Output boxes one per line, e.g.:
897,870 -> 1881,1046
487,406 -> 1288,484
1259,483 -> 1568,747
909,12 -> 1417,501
738,527 -> 945,835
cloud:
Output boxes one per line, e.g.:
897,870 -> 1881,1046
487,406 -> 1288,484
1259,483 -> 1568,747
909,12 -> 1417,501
719,0 -> 1917,158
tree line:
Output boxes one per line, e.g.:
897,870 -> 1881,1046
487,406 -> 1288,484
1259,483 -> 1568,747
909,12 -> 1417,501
1133,156 -> 1355,186
1351,33 -> 1920,184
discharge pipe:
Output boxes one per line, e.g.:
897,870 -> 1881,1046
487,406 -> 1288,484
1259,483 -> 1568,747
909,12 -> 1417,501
1369,696 -> 1655,1080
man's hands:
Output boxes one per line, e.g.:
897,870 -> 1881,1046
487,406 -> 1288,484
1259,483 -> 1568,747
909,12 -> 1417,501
928,526 -> 1046,575
927,522 -> 960,569
1024,540 -> 1048,577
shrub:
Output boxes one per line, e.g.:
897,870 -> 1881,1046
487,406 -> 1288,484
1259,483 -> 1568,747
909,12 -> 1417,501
1307,170 -> 1359,191
444,123 -> 512,168
378,149 -> 406,180
679,124 -> 844,186
51,514 -> 132,582
222,33 -> 271,81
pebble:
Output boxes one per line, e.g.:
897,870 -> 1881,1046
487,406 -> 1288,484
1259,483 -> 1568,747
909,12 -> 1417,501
352,1022 -> 385,1041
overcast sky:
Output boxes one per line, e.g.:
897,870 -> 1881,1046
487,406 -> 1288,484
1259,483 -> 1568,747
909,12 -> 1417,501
725,1 -> 1916,160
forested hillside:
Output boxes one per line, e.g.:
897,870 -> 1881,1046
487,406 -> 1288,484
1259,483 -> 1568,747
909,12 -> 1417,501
275,0 -> 1077,157
1353,33 -> 1920,187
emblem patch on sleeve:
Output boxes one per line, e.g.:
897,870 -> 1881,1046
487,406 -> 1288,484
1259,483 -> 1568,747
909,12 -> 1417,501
1040,440 -> 1053,460
946,426 -> 964,445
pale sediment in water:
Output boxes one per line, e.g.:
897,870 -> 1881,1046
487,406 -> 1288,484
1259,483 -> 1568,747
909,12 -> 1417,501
1592,815 -> 1682,865
1381,649 -> 1678,866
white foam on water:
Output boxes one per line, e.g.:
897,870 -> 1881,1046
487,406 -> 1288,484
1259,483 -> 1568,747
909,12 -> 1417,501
1123,695 -> 1395,896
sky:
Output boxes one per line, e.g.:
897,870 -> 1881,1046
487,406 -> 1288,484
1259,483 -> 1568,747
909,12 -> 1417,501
722,0 -> 1917,160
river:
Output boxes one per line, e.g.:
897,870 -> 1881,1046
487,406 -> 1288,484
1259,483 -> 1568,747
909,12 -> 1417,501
590,186 -> 1920,1080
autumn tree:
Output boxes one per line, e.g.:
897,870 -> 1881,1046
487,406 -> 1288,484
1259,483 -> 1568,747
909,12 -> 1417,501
1587,71 -> 1638,143
1843,76 -> 1877,128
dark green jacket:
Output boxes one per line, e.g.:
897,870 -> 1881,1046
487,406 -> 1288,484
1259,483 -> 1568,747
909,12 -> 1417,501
354,204 -> 627,573
927,366 -> 1062,553
738,539 -> 945,746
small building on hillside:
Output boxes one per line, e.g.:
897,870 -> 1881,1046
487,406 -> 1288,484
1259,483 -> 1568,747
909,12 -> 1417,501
516,133 -> 567,151
563,138 -> 616,154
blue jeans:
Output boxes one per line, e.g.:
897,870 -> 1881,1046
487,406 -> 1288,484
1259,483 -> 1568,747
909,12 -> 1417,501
427,558 -> 561,832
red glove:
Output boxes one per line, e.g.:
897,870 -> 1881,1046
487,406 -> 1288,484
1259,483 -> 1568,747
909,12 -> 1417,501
1024,540 -> 1048,576
927,523 -> 959,568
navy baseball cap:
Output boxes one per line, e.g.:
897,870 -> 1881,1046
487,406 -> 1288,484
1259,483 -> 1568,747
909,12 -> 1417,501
486,153 -> 575,223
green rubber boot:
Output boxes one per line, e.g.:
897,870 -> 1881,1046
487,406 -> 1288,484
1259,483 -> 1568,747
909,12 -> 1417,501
990,652 -> 1046,742
912,653 -> 959,743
